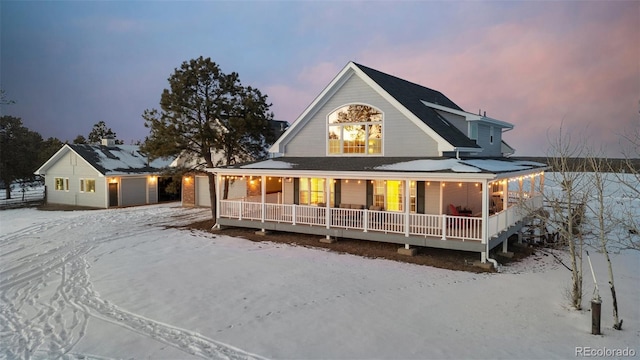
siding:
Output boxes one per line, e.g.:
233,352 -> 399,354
435,110 -> 467,135
475,123 -> 502,157
45,151 -> 107,208
285,74 -> 440,157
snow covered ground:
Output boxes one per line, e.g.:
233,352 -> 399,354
1,183 -> 639,359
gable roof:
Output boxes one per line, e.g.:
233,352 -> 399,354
270,62 -> 482,155
353,63 -> 479,150
35,144 -> 174,176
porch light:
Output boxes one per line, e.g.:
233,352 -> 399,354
278,178 -> 282,183
442,183 -> 445,187
427,182 -> 431,186
109,177 -> 118,184
458,183 -> 462,187
345,179 -> 349,183
269,177 -> 272,180
357,180 -> 361,184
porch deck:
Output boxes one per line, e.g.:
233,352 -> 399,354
218,195 -> 542,252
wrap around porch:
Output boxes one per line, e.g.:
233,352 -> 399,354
215,174 -> 545,255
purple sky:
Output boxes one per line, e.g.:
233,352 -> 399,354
1,1 -> 638,156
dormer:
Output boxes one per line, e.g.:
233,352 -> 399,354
420,101 -> 514,157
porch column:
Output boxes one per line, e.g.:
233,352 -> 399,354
518,177 -> 524,201
215,174 -> 222,224
404,179 -> 410,238
530,174 -> 535,198
261,175 -> 266,224
502,179 -> 508,211
325,177 -> 331,231
481,179 -> 489,262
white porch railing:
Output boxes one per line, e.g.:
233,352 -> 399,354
219,194 -> 542,242
487,194 -> 542,239
220,200 -> 497,242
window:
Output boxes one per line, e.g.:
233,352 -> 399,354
299,178 -> 333,205
80,178 -> 96,193
373,180 -> 416,212
328,104 -> 382,155
55,177 -> 69,191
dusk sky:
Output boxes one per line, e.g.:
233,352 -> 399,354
1,1 -> 638,157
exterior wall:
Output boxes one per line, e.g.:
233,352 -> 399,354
474,123 -> 502,157
424,181 -> 441,215
120,177 -> 147,206
435,110 -> 467,135
44,151 -> 107,208
284,74 -> 440,157
283,180 -> 294,204
340,180 -> 366,206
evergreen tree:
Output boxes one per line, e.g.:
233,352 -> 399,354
0,116 -> 42,199
73,135 -> 87,144
141,56 -> 274,220
39,137 -> 64,164
88,121 -> 116,144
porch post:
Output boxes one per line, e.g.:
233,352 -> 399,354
215,174 -> 221,220
404,179 -> 410,238
325,177 -> 331,232
261,175 -> 266,229
530,174 -> 535,198
481,179 -> 489,262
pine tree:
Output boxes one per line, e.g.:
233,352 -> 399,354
88,121 -> 117,144
0,116 -> 43,199
141,56 -> 274,220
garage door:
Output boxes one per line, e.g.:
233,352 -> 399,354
121,178 -> 147,206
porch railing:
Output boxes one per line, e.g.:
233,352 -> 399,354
220,200 -> 486,241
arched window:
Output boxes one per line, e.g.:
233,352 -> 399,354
328,104 -> 382,155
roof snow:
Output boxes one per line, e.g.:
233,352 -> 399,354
69,144 -> 174,175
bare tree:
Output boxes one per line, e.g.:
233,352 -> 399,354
543,125 -> 589,309
614,125 -> 640,251
585,151 -> 623,329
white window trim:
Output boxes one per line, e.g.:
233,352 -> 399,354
326,103 -> 384,156
79,178 -> 96,193
55,177 -> 69,192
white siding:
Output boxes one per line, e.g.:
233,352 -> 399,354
284,74 -> 440,157
45,151 -> 107,208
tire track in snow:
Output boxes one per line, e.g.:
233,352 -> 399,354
1,205 -> 265,360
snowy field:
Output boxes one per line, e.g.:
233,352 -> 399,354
1,176 -> 639,359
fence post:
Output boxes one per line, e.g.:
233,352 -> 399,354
292,205 -> 297,225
